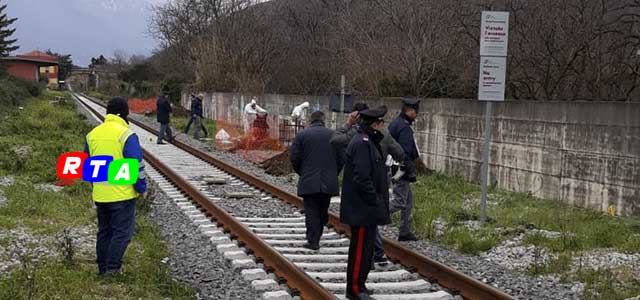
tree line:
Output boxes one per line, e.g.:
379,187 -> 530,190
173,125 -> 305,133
147,0 -> 640,101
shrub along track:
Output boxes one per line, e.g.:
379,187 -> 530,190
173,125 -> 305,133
74,92 -> 514,300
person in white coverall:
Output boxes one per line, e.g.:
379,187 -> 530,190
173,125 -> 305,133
291,101 -> 310,133
243,98 -> 267,134
291,101 -> 310,122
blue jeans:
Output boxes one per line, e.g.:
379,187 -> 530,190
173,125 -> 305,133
374,227 -> 384,260
96,199 -> 136,273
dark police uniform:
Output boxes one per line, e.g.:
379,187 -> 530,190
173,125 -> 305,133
340,107 -> 389,300
331,104 -> 404,263
387,98 -> 420,239
290,120 -> 341,249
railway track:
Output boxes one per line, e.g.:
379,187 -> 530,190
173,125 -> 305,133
72,93 -> 513,300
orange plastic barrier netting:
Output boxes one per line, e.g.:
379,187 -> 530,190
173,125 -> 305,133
128,98 -> 156,114
214,115 -> 287,164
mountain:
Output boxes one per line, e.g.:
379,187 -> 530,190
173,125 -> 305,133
6,0 -> 167,66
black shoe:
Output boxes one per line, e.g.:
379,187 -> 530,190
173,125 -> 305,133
398,232 -> 418,241
374,256 -> 390,269
157,142 -> 166,145
346,293 -> 377,300
302,242 -> 319,251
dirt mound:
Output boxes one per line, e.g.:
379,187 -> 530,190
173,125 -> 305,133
262,149 -> 293,176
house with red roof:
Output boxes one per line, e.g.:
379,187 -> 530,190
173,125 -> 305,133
1,50 -> 59,87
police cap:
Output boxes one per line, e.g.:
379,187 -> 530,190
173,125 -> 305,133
402,98 -> 421,110
359,105 -> 388,122
352,102 -> 369,112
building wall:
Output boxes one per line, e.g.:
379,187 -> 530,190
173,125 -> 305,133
6,62 -> 38,81
183,92 -> 640,216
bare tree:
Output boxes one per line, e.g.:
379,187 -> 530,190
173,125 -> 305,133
148,0 -> 640,101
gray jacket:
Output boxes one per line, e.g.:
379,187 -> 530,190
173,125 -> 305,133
330,124 -> 405,164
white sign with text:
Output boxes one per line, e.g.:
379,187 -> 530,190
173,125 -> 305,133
478,56 -> 507,101
480,11 -> 510,57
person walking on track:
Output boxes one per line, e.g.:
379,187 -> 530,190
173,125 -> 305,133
156,93 -> 173,144
331,102 -> 404,269
340,106 -> 390,300
184,93 -> 208,139
84,97 -> 147,275
290,111 -> 341,251
387,98 -> 421,241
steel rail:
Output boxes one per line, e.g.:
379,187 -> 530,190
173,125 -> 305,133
73,94 -> 338,300
77,93 -> 514,300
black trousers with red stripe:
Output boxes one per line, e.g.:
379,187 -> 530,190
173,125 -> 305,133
346,225 -> 376,298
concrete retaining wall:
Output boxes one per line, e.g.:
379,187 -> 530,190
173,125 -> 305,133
182,92 -> 640,216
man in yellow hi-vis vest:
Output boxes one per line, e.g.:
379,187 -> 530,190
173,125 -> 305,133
84,97 -> 147,275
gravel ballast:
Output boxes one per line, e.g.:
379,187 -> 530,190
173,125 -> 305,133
147,180 -> 262,300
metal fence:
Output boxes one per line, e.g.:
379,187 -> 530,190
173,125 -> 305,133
278,119 -> 305,148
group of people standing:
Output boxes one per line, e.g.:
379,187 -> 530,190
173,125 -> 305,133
86,93 -> 420,298
290,98 -> 421,300
155,93 -> 208,144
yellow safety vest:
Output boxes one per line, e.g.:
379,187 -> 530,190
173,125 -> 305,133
86,114 -> 138,203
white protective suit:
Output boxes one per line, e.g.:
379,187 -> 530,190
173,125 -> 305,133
243,98 -> 267,134
290,101 -> 310,124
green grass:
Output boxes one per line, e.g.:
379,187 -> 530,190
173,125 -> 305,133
410,173 -> 640,255
577,268 -> 640,300
409,172 -> 640,300
0,91 -> 90,182
0,181 -> 94,233
0,91 -> 195,299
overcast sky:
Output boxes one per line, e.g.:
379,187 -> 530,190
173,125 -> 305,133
6,0 -> 167,66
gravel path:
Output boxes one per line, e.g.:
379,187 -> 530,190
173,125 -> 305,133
0,226 -> 95,275
129,112 -> 583,300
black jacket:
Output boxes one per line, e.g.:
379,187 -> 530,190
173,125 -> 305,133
191,97 -> 203,118
339,130 -> 390,226
388,113 -> 419,180
156,96 -> 172,124
290,122 -> 341,197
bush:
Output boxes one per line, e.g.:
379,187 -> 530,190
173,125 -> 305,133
15,77 -> 44,97
0,76 -> 44,106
